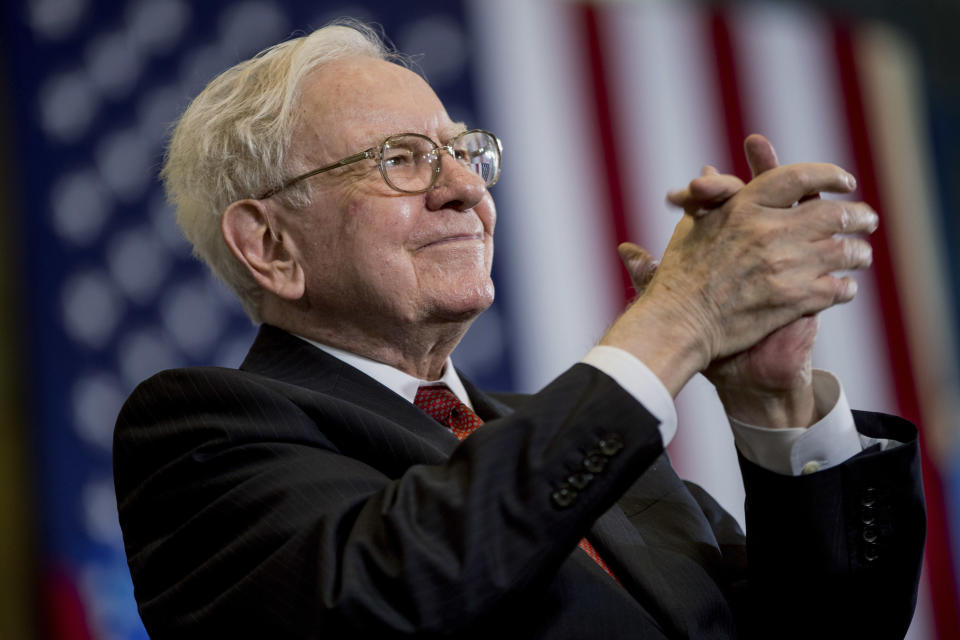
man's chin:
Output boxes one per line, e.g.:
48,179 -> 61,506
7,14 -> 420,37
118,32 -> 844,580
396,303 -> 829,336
428,285 -> 495,323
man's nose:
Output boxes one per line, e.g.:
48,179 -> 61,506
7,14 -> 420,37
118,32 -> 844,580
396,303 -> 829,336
424,149 -> 486,212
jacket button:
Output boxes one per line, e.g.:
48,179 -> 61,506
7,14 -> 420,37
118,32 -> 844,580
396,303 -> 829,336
598,433 -> 624,456
864,545 -> 879,562
862,526 -> 878,543
552,484 -> 578,508
568,472 -> 593,490
584,453 -> 607,474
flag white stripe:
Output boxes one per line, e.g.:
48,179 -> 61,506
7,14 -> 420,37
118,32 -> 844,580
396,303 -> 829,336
469,0 -> 621,392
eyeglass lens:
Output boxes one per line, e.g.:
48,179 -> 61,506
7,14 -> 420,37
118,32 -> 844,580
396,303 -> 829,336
381,131 -> 499,193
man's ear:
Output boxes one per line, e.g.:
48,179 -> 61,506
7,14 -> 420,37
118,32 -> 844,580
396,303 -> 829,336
221,199 -> 305,301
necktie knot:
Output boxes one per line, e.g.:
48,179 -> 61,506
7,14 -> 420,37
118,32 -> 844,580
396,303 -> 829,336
414,384 -> 484,440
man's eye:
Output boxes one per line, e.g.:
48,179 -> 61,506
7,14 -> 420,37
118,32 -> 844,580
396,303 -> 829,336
384,152 -> 413,167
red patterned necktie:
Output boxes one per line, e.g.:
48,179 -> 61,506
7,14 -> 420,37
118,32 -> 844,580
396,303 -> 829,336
414,384 -> 485,440
413,384 -> 621,584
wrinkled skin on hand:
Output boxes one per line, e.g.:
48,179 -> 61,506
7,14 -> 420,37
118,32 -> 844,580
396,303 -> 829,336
703,136 -> 819,395
619,135 -> 876,425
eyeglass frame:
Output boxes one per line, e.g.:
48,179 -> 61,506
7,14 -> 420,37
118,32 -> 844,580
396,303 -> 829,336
255,128 -> 502,200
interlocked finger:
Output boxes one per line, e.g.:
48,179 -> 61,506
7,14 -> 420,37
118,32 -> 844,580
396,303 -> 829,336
782,274 -> 858,320
746,162 -> 857,208
809,236 -> 874,273
811,274 -> 859,308
667,169 -> 745,215
793,199 -> 879,238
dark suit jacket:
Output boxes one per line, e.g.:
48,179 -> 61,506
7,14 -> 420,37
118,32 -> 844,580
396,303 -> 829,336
114,325 -> 924,638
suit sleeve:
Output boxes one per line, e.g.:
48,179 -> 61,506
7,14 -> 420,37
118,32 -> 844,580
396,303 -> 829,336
114,364 -> 664,638
732,409 -> 925,638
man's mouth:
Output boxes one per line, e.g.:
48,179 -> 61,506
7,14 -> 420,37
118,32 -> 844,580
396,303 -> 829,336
417,232 -> 484,249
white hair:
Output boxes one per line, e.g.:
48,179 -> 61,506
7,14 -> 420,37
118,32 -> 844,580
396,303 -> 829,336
161,19 -> 402,322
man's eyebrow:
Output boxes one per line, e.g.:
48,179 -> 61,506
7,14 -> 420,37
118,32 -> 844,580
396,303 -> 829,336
443,122 -> 469,140
357,123 -> 469,148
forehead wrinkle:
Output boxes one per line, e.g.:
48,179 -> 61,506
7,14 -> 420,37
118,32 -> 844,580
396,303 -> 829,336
353,109 -> 461,145
294,58 -> 459,167
303,112 -> 461,170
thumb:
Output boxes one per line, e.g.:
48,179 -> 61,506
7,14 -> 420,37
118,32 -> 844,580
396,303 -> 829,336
744,133 -> 821,204
744,133 -> 779,177
618,242 -> 658,294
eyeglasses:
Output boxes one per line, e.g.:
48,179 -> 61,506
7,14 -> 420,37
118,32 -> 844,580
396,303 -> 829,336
257,129 -> 502,199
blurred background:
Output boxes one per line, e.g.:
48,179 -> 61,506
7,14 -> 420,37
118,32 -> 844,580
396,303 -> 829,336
1,0 -> 958,637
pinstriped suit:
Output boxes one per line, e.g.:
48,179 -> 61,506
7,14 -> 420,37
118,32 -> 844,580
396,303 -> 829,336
114,324 -> 924,638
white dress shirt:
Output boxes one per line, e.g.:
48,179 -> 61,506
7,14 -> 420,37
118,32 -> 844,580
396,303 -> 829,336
299,336 -> 886,477
582,345 -> 890,476
300,338 -> 475,408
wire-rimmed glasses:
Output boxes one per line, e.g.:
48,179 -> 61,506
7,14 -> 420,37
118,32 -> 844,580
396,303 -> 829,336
256,129 -> 502,200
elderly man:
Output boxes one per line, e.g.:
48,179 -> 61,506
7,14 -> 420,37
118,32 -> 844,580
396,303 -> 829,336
114,21 -> 923,639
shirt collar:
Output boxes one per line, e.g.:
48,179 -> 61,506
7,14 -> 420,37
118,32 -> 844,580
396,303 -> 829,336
293,334 -> 474,409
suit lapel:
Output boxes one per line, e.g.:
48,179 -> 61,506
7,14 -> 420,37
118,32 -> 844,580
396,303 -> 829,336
590,454 -> 737,638
239,325 -> 460,462
458,373 -> 516,422
588,506 -> 688,633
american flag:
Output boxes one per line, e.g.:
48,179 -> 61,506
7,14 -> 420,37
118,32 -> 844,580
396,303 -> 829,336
1,1 -> 956,638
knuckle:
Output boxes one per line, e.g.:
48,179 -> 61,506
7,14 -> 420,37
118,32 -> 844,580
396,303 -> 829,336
822,275 -> 854,303
818,236 -> 846,267
822,202 -> 879,235
836,204 -> 852,233
807,279 -> 836,310
748,218 -> 781,249
839,237 -> 856,264
781,166 -> 805,194
783,284 -> 807,307
689,176 -> 709,192
826,276 -> 843,301
839,238 -> 872,268
813,201 -> 849,233
761,253 -> 791,276
766,274 -> 803,306
834,277 -> 857,301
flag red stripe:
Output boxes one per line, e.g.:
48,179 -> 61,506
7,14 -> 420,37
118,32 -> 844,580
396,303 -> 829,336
577,3 -> 635,307
709,9 -> 751,181
41,566 -> 93,640
833,23 -> 960,638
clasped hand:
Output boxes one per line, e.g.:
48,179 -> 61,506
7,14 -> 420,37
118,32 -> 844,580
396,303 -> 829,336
601,135 -> 877,427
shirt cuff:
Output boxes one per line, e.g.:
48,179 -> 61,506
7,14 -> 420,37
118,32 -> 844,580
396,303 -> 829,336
581,345 -> 678,448
729,370 -> 863,476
